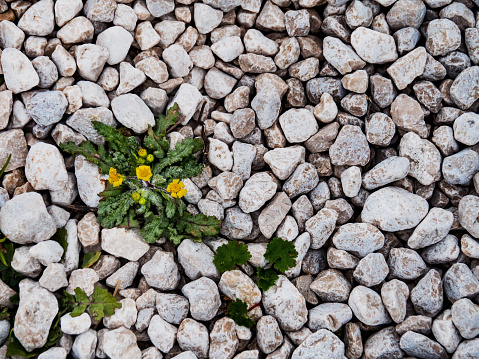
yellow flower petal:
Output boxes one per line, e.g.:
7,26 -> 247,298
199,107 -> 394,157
177,188 -> 188,198
178,181 -> 185,188
136,165 -> 152,181
172,179 -> 179,184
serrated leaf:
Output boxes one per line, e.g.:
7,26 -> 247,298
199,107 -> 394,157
60,141 -> 111,174
264,237 -> 298,273
71,304 -> 88,317
213,241 -> 252,273
165,198 -> 176,219
82,251 -> 101,268
177,212 -> 221,241
74,287 -> 90,305
256,267 -> 279,292
90,286 -> 122,321
156,103 -> 180,137
228,299 -> 255,328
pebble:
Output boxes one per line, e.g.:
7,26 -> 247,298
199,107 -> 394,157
308,302 -> 352,331
362,187 -> 428,231
351,27 -> 398,64
329,125 -> 370,166
348,286 -> 391,326
177,319 -> 209,358
444,263 -> 479,303
262,276 -> 308,331
0,192 -> 56,244
432,310 -> 461,353
103,327 -> 141,359
399,331 -> 448,359
1,48 -> 39,93
381,279 -> 409,324
353,253 -> 389,287
291,329 -> 344,359
182,277 -> 221,321
323,36 -> 366,75
14,279 -> 59,351
410,269 -> 443,317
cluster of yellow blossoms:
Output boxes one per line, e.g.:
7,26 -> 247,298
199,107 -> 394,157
107,149 -> 187,199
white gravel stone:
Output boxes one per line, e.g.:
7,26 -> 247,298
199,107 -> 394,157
26,142 -> 68,191
362,187 -> 428,231
29,240 -> 63,266
348,286 -> 391,326
1,48 -> 39,93
351,27 -> 398,64
182,277 -> 221,322
101,228 -> 149,262
103,327 -> 141,359
111,94 -> 154,133
14,279 -> 59,351
178,239 -> 219,280
96,26 -> 133,65
0,192 -> 56,244
262,275 -> 308,331
61,313 -> 91,335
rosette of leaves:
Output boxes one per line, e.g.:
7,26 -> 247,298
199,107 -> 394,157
213,237 -> 298,328
60,104 -> 221,244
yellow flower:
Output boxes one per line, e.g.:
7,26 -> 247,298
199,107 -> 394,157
138,148 -> 147,158
108,167 -> 123,187
136,165 -> 152,181
167,179 -> 188,198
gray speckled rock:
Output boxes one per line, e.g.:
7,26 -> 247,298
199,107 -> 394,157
26,91 -> 68,126
361,187 -> 429,231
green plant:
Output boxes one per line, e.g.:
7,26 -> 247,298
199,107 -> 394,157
60,104 -> 221,244
81,251 -> 101,268
213,240 -> 251,273
227,299 -> 255,328
213,237 -> 298,327
66,286 -> 122,321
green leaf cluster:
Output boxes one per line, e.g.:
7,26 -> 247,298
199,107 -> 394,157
60,103 -> 221,244
213,237 -> 298,328
227,299 -> 255,328
66,286 -> 122,322
213,241 -> 251,273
